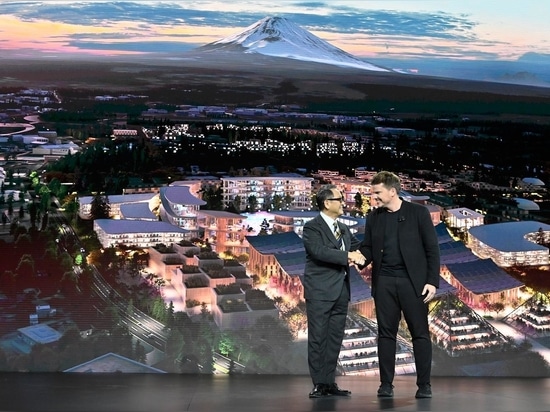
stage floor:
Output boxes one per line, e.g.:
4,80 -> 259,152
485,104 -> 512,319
1,373 -> 549,411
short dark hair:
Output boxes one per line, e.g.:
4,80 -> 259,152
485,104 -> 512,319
371,171 -> 401,192
316,184 -> 338,210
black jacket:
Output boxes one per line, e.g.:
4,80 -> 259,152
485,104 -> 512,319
359,201 -> 440,298
303,214 -> 362,301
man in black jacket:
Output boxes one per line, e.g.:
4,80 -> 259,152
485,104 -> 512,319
302,184 -> 365,398
359,171 -> 440,399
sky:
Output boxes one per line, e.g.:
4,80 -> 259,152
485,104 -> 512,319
0,0 -> 549,61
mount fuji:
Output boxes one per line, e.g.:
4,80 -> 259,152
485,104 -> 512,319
194,16 -> 390,72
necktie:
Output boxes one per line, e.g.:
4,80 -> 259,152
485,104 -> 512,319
333,221 -> 343,250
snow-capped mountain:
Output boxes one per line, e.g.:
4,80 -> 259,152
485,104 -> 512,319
194,16 -> 390,72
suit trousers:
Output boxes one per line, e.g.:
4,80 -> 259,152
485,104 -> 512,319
306,279 -> 349,385
374,276 -> 432,386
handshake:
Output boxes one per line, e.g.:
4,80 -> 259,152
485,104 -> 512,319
348,250 -> 366,266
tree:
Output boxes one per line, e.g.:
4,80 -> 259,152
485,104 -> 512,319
38,185 -> 51,215
111,325 -> 133,359
62,193 -> 79,222
16,254 -> 35,277
271,194 -> 283,211
134,340 -> 147,364
492,302 -> 505,316
196,320 -> 216,374
354,192 -> 363,210
218,332 -> 236,357
226,195 -> 241,213
165,329 -> 185,359
283,193 -> 293,209
28,201 -> 38,228
152,297 -> 167,322
59,251 -> 74,273
30,345 -> 59,372
58,326 -> 82,351
166,301 -> 175,328
7,193 -> 14,216
40,211 -> 49,231
90,192 -> 110,220
202,185 -> 224,210
47,177 -> 62,198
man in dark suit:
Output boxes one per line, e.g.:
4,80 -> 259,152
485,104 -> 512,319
302,184 -> 365,398
359,171 -> 440,399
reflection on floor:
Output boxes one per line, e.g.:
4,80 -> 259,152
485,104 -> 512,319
1,372 -> 549,412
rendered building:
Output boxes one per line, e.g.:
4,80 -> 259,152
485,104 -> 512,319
468,221 -> 550,267
220,174 -> 313,211
93,219 -> 188,248
445,207 -> 485,231
158,185 -> 206,237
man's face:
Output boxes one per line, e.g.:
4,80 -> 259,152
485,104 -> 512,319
371,183 -> 394,208
324,189 -> 344,218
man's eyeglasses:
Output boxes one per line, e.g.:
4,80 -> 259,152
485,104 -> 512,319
327,197 -> 344,202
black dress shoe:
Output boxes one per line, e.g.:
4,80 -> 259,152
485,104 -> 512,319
309,384 -> 329,398
327,383 -> 351,396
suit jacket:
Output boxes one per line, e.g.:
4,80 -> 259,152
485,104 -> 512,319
359,201 -> 440,298
303,214 -> 362,301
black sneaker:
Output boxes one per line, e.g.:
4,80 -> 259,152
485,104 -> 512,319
415,384 -> 432,398
377,383 -> 394,397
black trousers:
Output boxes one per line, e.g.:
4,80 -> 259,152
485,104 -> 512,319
306,280 -> 349,385
374,276 -> 432,386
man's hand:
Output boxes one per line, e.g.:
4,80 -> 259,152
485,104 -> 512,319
348,250 -> 365,266
422,284 -> 437,303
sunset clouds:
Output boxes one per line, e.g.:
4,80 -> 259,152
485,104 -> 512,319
0,1 -> 548,60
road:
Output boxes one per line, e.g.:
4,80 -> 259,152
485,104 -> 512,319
51,212 -> 169,351
213,352 -> 246,374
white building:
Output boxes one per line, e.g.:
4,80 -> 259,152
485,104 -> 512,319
445,207 -> 485,231
11,134 -> 49,145
196,210 -> 247,255
221,174 -> 313,211
78,193 -> 156,220
93,219 -> 188,248
468,221 -> 550,267
32,142 -> 81,157
158,185 -> 206,237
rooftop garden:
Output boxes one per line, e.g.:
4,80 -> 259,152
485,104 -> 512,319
215,283 -> 243,295
177,240 -> 196,247
229,271 -> 246,279
198,250 -> 220,259
164,256 -> 184,264
245,289 -> 276,310
152,243 -> 175,254
219,301 -> 249,312
246,300 -> 276,311
223,259 -> 242,267
185,275 -> 209,288
180,264 -> 201,274
206,268 -> 232,279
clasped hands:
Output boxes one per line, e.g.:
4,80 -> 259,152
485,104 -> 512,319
348,250 -> 366,266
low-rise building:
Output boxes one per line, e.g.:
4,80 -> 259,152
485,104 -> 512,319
220,174 -> 313,211
444,207 -> 485,232
468,221 -> 550,267
196,210 -> 247,255
159,185 -> 206,237
93,219 -> 188,248
79,193 -> 155,220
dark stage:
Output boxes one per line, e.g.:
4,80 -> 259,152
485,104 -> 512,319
1,373 -> 549,412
